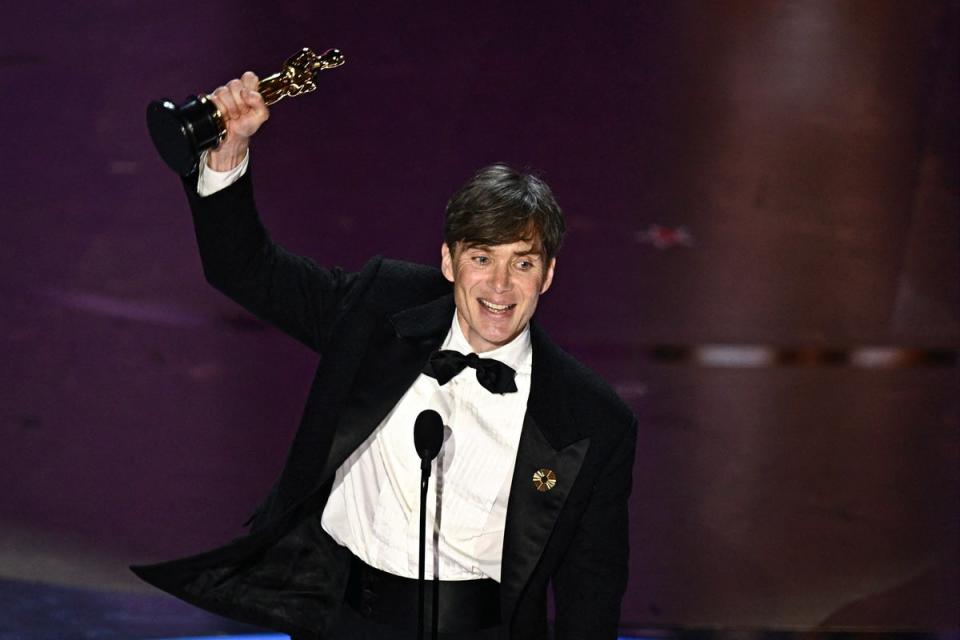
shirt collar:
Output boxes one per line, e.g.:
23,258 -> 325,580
442,310 -> 532,373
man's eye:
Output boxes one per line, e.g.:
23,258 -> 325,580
472,255 -> 489,265
517,260 -> 534,270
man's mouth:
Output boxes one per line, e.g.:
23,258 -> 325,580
478,298 -> 516,314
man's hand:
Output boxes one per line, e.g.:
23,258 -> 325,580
206,71 -> 269,171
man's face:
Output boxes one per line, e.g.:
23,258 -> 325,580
441,239 -> 556,353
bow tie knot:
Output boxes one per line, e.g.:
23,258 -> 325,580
423,350 -> 518,394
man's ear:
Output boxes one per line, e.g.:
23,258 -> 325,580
540,257 -> 556,294
441,242 -> 455,283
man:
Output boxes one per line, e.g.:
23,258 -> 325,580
133,72 -> 637,639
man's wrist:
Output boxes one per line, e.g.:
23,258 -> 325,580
197,148 -> 250,197
206,139 -> 250,172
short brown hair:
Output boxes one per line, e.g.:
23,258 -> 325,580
444,164 -> 566,260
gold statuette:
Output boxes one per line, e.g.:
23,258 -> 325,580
146,47 -> 346,176
257,47 -> 345,105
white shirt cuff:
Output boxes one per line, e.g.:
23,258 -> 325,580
197,149 -> 250,197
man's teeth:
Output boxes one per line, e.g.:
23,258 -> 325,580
479,299 -> 514,312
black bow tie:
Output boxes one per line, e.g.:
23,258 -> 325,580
423,350 -> 518,394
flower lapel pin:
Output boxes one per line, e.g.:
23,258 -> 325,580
532,468 -> 557,492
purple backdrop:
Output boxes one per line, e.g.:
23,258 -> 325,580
1,0 -> 957,632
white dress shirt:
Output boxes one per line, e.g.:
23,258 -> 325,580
197,154 -> 533,582
321,314 -> 532,582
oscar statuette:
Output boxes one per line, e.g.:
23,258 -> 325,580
146,47 -> 345,176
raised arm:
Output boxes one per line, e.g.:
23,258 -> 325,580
183,72 -> 359,353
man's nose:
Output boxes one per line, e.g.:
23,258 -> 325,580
490,263 -> 512,292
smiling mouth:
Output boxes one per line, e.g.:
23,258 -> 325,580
478,298 -> 517,314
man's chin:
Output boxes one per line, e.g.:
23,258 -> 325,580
476,325 -> 524,350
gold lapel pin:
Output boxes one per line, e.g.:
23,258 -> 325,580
532,468 -> 557,492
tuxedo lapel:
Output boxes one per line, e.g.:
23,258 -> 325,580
318,294 -> 455,484
500,418 -> 588,621
500,322 -> 591,621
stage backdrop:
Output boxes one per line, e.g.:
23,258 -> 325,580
1,0 -> 957,631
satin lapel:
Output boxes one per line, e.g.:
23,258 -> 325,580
499,322 -> 590,620
318,294 -> 455,483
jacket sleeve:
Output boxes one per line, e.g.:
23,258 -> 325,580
552,419 -> 638,639
183,167 -> 360,353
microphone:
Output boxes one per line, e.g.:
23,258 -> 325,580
414,409 -> 444,476
413,408 -> 445,640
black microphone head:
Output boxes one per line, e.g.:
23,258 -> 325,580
414,409 -> 445,461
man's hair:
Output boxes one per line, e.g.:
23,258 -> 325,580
444,163 -> 566,261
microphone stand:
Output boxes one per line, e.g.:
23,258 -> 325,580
418,451 -> 431,640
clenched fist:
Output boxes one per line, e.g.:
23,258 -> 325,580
206,71 -> 270,171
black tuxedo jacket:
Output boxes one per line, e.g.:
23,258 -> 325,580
132,170 -> 637,639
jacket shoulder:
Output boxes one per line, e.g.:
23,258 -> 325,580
530,324 -> 636,445
557,345 -> 635,428
355,257 -> 451,311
